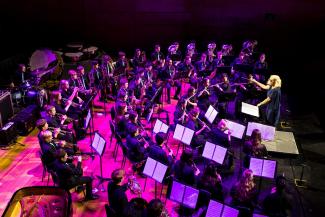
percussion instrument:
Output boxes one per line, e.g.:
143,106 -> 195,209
82,46 -> 98,58
64,52 -> 83,62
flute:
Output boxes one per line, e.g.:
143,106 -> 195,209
197,117 -> 211,131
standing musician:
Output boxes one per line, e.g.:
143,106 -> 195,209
157,58 -> 181,104
88,60 -> 101,89
197,78 -> 211,112
10,64 -> 29,87
68,69 -> 92,101
100,55 -> 115,101
151,44 -> 165,67
250,75 -> 282,127
76,65 -> 90,91
185,107 -> 208,151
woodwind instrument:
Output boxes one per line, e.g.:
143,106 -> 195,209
62,98 -> 82,108
190,159 -> 200,175
197,117 -> 211,131
164,142 -> 175,160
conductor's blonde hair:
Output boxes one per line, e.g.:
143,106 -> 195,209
269,75 -> 282,88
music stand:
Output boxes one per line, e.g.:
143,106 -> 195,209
246,122 -> 276,141
204,105 -> 219,124
91,132 -> 111,191
173,124 -> 195,157
169,180 -> 199,209
202,141 -> 228,165
241,102 -> 259,117
224,119 -> 246,139
142,157 -> 168,198
206,200 -> 239,217
153,119 -> 169,134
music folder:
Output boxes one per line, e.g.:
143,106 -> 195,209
204,105 -> 219,124
246,122 -> 276,141
241,102 -> 259,117
249,157 -> 277,179
91,132 -> 106,156
143,157 -> 168,183
173,124 -> 195,145
206,200 -> 239,217
169,180 -> 199,209
224,119 -> 246,139
202,141 -> 227,165
153,119 -> 169,134
84,109 -> 91,129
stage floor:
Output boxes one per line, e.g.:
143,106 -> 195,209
1,87 -> 325,217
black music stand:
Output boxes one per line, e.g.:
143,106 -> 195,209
91,132 -> 111,191
216,66 -> 232,76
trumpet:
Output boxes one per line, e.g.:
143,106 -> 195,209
48,126 -> 70,135
197,117 -> 211,131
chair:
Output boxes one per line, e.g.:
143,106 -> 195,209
114,133 -> 123,162
109,120 -> 116,148
120,142 -> 129,168
39,150 -> 51,185
110,107 -> 116,120
105,204 -> 117,217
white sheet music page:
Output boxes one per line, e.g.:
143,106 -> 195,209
261,159 -> 277,179
212,145 -> 228,165
241,102 -> 259,117
182,128 -> 195,145
183,186 -> 199,209
246,122 -> 276,141
152,162 -> 168,183
222,205 -> 239,217
160,122 -> 169,134
92,133 -> 100,151
249,157 -> 263,177
206,200 -> 223,217
205,105 -> 214,121
153,119 -> 163,134
173,124 -> 185,141
143,157 -> 156,177
202,141 -> 216,160
209,109 -> 219,124
170,181 -> 185,204
225,120 -> 246,139
97,136 -> 106,156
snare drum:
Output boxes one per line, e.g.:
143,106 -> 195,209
25,88 -> 47,107
11,87 -> 23,104
83,46 -> 98,58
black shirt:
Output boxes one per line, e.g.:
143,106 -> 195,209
107,182 -> 128,215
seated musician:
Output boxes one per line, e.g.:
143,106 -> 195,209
157,58 -> 181,104
10,64 -> 29,87
68,69 -> 92,101
197,163 -> 224,202
253,53 -> 268,82
115,103 -> 128,138
115,51 -> 129,74
107,169 -> 129,215
231,52 -> 249,81
117,78 -> 129,102
172,148 -> 199,186
215,73 -> 236,118
50,90 -> 80,121
126,125 -> 148,163
185,107 -> 208,150
179,86 -> 197,111
212,51 -> 225,69
60,79 -> 83,106
195,52 -> 210,77
132,48 -> 146,68
39,130 -> 60,169
44,105 -> 65,129
147,132 -> 174,168
173,98 -> 187,126
143,62 -> 154,84
126,111 -> 148,139
197,78 -> 211,112
53,149 -> 98,200
177,56 -> 195,89
243,129 -> 268,168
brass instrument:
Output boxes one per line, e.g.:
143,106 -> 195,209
128,175 -> 142,197
62,97 -> 82,108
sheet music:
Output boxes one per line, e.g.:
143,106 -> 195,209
241,102 -> 259,117
249,157 -> 263,177
246,122 -> 276,141
173,124 -> 185,141
261,159 -> 276,179
222,205 -> 239,217
212,145 -> 228,165
225,119 -> 246,139
170,181 -> 185,204
210,109 -> 218,124
183,186 -> 199,209
84,109 -> 91,128
97,136 -> 106,156
206,200 -> 223,217
153,119 -> 163,134
143,157 -> 156,177
202,141 -> 216,160
160,122 -> 169,134
205,105 -> 214,120
91,133 -> 100,151
182,128 -> 195,145
152,162 -> 168,183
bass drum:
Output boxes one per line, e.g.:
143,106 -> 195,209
25,88 -> 48,108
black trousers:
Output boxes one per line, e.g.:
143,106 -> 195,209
66,176 -> 93,198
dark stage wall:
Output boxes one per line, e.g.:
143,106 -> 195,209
0,0 -> 325,120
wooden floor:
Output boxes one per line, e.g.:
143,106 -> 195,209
0,90 -> 185,217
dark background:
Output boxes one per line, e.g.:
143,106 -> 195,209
0,0 -> 325,123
